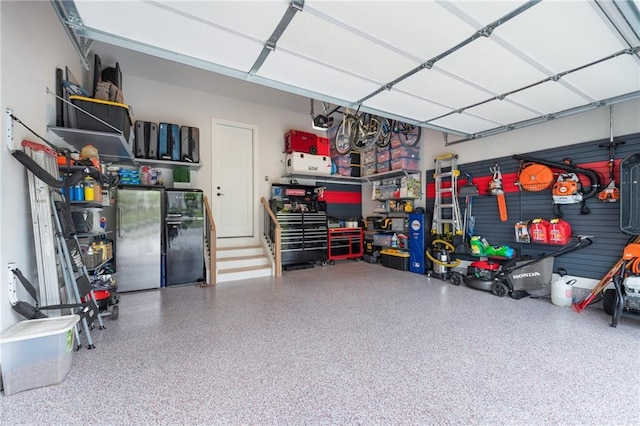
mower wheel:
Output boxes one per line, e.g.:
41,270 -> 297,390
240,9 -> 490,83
110,305 -> 119,321
450,272 -> 464,286
491,281 -> 509,297
603,289 -> 616,315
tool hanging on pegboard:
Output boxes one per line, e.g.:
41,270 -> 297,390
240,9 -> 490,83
489,163 -> 508,222
598,105 -> 625,202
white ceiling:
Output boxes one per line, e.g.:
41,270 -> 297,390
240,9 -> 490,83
55,0 -> 640,141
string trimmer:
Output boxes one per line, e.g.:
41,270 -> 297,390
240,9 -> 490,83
598,106 -> 625,202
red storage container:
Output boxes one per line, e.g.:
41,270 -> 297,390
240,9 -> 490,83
284,130 -> 329,156
376,149 -> 391,163
530,218 -> 550,244
548,218 -> 571,245
391,157 -> 419,170
391,146 -> 420,160
316,137 -> 330,156
376,161 -> 391,173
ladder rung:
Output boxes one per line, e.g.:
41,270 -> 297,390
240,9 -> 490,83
435,154 -> 458,161
437,188 -> 453,193
435,172 -> 453,178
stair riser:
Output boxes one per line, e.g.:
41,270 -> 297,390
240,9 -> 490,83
217,248 -> 264,259
217,268 -> 272,282
218,257 -> 269,270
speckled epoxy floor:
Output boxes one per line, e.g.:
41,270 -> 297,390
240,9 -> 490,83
1,261 -> 639,425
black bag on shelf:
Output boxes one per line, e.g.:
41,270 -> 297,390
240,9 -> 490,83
135,121 -> 158,159
180,126 -> 200,163
159,123 -> 180,161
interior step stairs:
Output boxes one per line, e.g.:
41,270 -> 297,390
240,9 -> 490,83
216,246 -> 272,283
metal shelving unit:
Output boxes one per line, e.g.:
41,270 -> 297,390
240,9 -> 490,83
48,127 -> 202,169
48,126 -> 136,165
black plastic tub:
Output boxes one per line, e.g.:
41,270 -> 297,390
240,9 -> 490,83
69,95 -> 132,136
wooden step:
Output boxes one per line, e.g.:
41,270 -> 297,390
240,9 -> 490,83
217,254 -> 269,270
217,245 -> 264,259
217,265 -> 272,283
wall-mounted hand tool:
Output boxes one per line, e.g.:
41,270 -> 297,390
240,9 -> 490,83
489,163 -> 508,222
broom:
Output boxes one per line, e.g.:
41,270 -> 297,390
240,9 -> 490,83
572,235 -> 640,312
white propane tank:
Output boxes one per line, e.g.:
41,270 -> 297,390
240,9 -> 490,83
552,268 -> 574,307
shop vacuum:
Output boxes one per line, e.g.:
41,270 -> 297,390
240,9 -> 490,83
426,239 -> 460,280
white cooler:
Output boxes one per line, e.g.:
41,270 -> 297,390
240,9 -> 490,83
0,315 -> 79,395
285,152 -> 332,176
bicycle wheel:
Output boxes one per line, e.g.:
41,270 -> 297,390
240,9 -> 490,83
351,113 -> 382,152
334,118 -> 352,155
396,122 -> 422,148
376,118 -> 392,148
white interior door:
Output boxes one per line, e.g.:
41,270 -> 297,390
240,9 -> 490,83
211,119 -> 255,238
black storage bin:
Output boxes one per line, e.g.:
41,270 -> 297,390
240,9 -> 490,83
380,249 -> 409,271
69,95 -> 132,136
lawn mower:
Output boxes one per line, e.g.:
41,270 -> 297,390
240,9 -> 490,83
450,236 -> 593,298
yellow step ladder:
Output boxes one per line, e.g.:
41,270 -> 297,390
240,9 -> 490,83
431,154 -> 463,236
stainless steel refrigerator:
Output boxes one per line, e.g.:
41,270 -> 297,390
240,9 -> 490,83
116,186 -> 163,292
165,189 -> 205,286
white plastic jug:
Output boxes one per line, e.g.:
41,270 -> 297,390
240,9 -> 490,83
551,268 -> 575,307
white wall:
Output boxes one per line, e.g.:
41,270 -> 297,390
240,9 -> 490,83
119,76 -> 314,205
0,1 -> 87,331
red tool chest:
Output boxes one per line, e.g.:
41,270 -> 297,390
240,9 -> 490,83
284,130 -> 329,156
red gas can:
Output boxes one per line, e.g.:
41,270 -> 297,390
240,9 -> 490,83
530,218 -> 550,244
548,218 -> 571,245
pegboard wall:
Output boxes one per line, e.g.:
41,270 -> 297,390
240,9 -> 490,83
426,132 -> 640,280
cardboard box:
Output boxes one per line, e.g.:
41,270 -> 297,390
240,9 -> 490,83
0,315 -> 79,395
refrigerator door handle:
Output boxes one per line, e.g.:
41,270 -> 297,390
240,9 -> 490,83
117,207 -> 123,238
